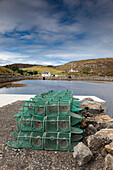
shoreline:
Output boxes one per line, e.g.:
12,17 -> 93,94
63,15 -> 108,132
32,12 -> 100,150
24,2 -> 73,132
0,75 -> 113,88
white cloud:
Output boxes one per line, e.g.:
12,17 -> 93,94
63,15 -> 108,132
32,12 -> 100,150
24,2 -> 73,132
0,0 -> 113,65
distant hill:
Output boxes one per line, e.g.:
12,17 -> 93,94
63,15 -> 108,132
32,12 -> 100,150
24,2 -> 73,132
0,66 -> 15,75
5,63 -> 38,69
2,58 -> 113,77
21,65 -> 64,75
54,58 -> 113,76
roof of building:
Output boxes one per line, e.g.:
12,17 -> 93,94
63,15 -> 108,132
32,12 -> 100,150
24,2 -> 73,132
71,68 -> 78,70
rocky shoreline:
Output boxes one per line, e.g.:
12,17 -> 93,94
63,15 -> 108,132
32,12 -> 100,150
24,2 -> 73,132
0,98 -> 113,169
0,75 -> 40,83
1,75 -> 113,86
46,75 -> 113,82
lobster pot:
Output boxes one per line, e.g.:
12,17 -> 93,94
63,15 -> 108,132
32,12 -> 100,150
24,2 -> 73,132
32,116 -> 44,132
65,91 -> 73,96
59,101 -> 71,115
43,90 -> 58,96
62,95 -> 72,101
43,95 -> 53,101
43,132 -> 71,151
46,101 -> 59,116
22,101 -> 35,113
44,116 -> 71,133
58,116 -> 71,132
34,101 -> 47,116
31,132 -> 43,149
44,116 -> 58,132
30,97 -> 46,102
17,131 -> 31,149
71,112 -> 82,125
16,115 -> 44,132
57,91 -> 66,95
16,115 -> 32,131
53,95 -> 63,101
71,133 -> 83,142
8,131 -> 43,149
58,133 -> 71,151
44,132 -> 57,150
13,131 -> 19,139
7,90 -> 83,151
47,91 -> 59,96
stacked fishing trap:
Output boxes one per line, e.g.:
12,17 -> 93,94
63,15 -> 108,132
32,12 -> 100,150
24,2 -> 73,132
7,90 -> 83,151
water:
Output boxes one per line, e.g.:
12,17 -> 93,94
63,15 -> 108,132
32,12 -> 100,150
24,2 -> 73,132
0,80 -> 113,117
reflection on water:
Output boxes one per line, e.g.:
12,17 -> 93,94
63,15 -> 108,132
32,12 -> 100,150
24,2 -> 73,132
0,82 -> 27,88
0,80 -> 113,118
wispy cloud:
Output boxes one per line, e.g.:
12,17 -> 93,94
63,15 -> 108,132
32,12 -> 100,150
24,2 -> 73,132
0,0 -> 113,65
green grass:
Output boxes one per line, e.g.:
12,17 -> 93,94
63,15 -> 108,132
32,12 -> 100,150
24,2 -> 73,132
0,66 -> 15,75
22,66 -> 66,75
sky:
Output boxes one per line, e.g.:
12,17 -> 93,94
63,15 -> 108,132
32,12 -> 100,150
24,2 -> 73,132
0,0 -> 113,66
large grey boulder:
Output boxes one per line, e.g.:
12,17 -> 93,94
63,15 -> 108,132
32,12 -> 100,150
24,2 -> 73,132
81,100 -> 103,115
73,142 -> 93,166
87,129 -> 113,151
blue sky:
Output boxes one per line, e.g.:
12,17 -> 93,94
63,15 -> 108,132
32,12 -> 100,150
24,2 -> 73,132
0,0 -> 113,66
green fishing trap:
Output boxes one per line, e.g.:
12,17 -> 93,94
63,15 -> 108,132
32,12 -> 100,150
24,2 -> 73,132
44,114 -> 82,133
16,113 -> 82,133
43,132 -> 71,151
16,115 -> 45,132
44,116 -> 71,132
8,131 -> 44,150
8,90 -> 83,151
46,100 -> 72,116
8,131 -> 82,151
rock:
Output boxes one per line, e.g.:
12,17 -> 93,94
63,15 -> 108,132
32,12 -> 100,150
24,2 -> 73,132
0,149 -> 2,154
81,98 -> 94,101
80,117 -> 89,128
95,115 -> 113,124
105,141 -> 113,155
87,135 -> 104,151
73,142 -> 93,166
81,100 -> 103,115
87,129 -> 112,151
101,148 -> 108,157
81,115 -> 113,132
81,117 -> 97,129
95,129 -> 113,140
95,115 -> 113,130
104,154 -> 113,170
86,124 -> 97,136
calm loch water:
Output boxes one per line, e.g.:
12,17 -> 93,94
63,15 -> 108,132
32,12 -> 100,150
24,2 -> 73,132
0,80 -> 113,117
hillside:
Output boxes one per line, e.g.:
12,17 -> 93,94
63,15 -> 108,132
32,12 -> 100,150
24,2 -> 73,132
2,58 -> 113,77
5,63 -> 38,69
54,58 -> 113,76
22,65 -> 64,75
0,66 -> 15,75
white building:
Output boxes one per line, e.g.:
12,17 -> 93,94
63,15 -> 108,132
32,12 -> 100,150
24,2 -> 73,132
69,68 -> 79,73
42,71 -> 51,77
